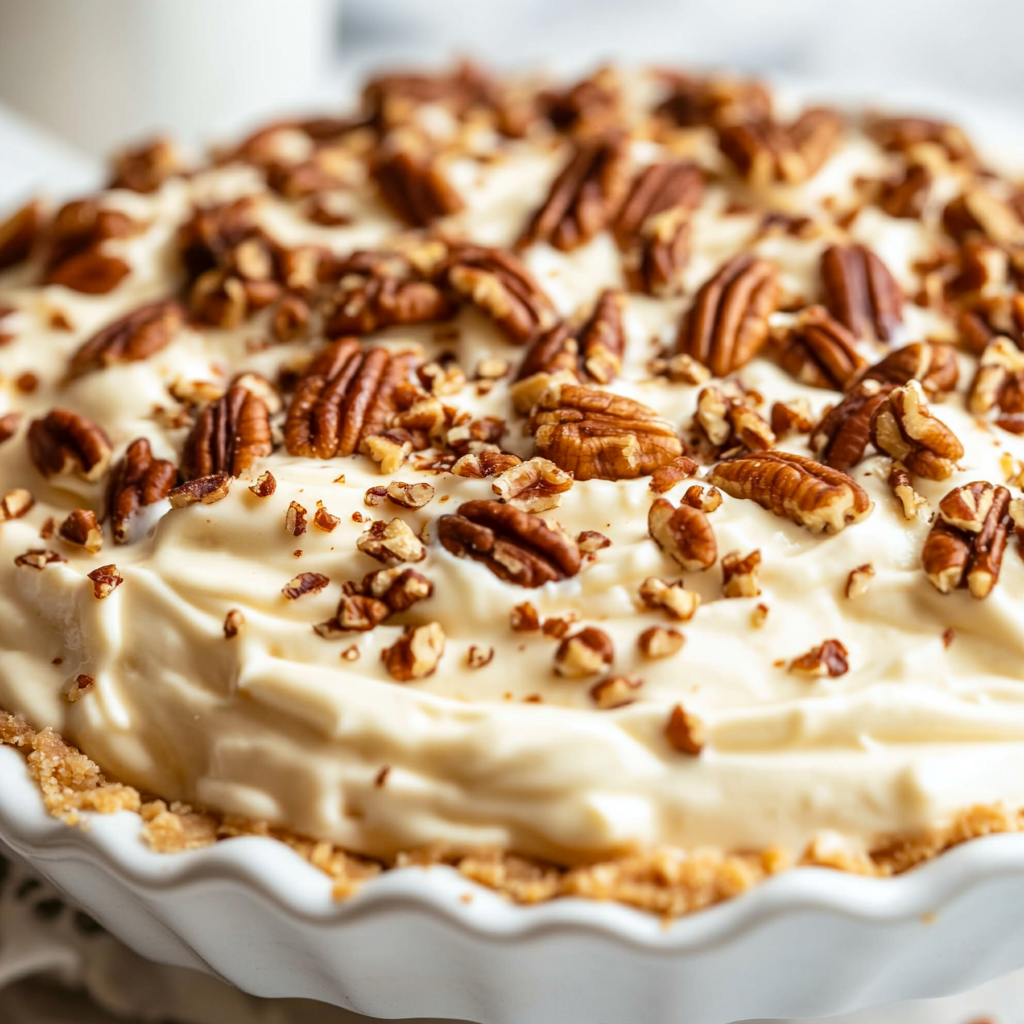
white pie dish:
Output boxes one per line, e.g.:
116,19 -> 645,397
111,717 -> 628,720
4,746 -> 1024,1024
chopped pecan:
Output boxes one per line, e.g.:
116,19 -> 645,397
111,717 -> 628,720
282,572 -> 329,600
371,134 -> 464,227
436,244 -> 558,344
528,382 -> 684,481
285,341 -> 412,460
770,398 -> 814,438
676,254 -> 779,375
0,488 -> 33,522
223,609 -> 245,638
810,379 -> 895,472
437,499 -> 581,587
86,563 -> 123,598
451,449 -> 523,479
956,296 -> 1024,354
109,137 -> 182,193
590,675 -> 643,709
361,566 -> 434,612
969,338 -> 1024,418
922,482 -> 1010,598
867,115 -> 975,165
649,456 -> 700,494
615,161 -> 704,296
58,510 -> 102,553
0,198 -> 43,269
888,463 -> 927,520
638,576 -> 700,621
542,65 -> 622,135
788,639 -> 849,678
718,108 -> 843,186
333,595 -> 391,633
285,502 -> 308,536
708,450 -> 872,534
492,457 -> 573,513
846,564 -> 875,598
682,485 -> 722,513
249,471 -> 277,498
942,187 -> 1024,247
820,243 -> 903,344
271,294 -> 311,342
14,548 -> 66,570
68,300 -> 185,377
876,161 -> 933,220
28,409 -> 112,482
40,198 -> 134,294
519,132 -> 631,252
386,481 -> 435,510
721,549 -> 762,598
168,473 -> 231,508
357,518 -> 425,564
870,381 -> 963,480
857,340 -> 959,397
655,71 -> 772,130
181,385 -> 272,480
776,306 -> 866,390
383,622 -> 446,682
638,626 -> 685,659
648,497 -> 717,571
510,601 -> 541,631
665,704 -> 705,756
0,412 -> 21,445
313,501 -> 341,532
553,627 -> 615,678
577,530 -> 611,554
467,645 -> 495,670
694,383 -> 775,453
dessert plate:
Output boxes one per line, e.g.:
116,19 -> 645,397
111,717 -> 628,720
3,745 -> 1024,1024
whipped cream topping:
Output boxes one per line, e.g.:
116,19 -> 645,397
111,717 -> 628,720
3,70 -> 1024,865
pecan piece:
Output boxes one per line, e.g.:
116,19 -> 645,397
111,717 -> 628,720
59,510 -> 103,553
437,499 -> 581,587
109,137 -> 183,193
383,622 -> 446,682
615,161 -> 704,296
942,187 -> 1024,247
554,627 -> 615,679
969,338 -> 1024,419
776,306 -> 866,390
357,518 -> 425,564
528,382 -> 684,481
371,134 -> 464,227
694,383 -> 775,453
87,563 -> 123,599
888,464 -> 928,520
285,341 -> 413,460
0,198 -> 43,270
922,482 -> 1010,598
0,488 -> 34,522
436,244 -> 558,345
639,577 -> 700,621
788,639 -> 850,678
721,549 -> 762,598
492,457 -> 573,513
676,254 -> 779,375
648,497 -> 717,571
40,199 -> 134,294
106,438 -> 178,544
708,450 -> 872,534
542,65 -> 622,135
867,115 -> 975,165
665,704 -> 705,756
857,341 -> 959,397
181,385 -> 272,479
591,675 -> 643,709
519,132 -> 631,252
323,251 -> 455,336
870,381 -> 963,480
168,473 -> 231,507
876,162 -> 932,220
68,300 -> 185,377
361,566 -> 434,613
28,409 -> 112,482
820,243 -> 903,344
655,71 -> 772,130
718,108 -> 843,186
811,379 -> 894,473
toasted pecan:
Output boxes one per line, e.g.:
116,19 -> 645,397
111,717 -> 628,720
371,134 -> 464,227
181,385 -> 272,479
68,300 -> 185,377
106,438 -> 178,543
811,380 -> 894,473
776,306 -> 866,390
820,243 -> 903,344
27,409 -> 112,482
869,381 -> 963,480
857,340 -> 959,396
648,498 -> 717,571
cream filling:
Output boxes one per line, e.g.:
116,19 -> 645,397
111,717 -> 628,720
2,91 -> 1024,864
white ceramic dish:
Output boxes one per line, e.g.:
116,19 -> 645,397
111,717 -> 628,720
4,747 -> 1024,1024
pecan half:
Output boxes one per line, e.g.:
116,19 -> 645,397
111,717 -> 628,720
323,251 -> 455,336
528,382 -> 684,481
109,137 -> 183,193
437,499 -> 581,587
371,134 -> 464,227
168,473 -> 231,507
519,132 -> 631,252
776,306 -> 866,390
28,409 -> 112,482
969,338 -> 1024,420
857,340 -> 959,397
383,622 -> 446,682
718,108 -> 843,186
870,381 -> 963,480
181,385 -> 272,479
106,438 -> 178,543
922,482 -> 1010,598
676,254 -> 779,375
648,498 -> 717,571
435,244 -> 558,345
615,161 -> 704,296
40,199 -> 133,294
285,341 -> 412,460
708,450 -> 872,533
68,300 -> 185,377
956,296 -> 1024,355
0,199 -> 43,270
810,379 -> 894,472
639,577 -> 700,621
282,572 -> 330,600
492,457 -> 573,513
59,509 -> 103,553
820,243 -> 903,344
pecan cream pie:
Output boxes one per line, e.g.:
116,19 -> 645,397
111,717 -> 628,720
3,64 -> 1024,916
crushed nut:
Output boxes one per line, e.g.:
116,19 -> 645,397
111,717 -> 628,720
168,473 -> 231,508
788,639 -> 850,678
467,645 -> 495,669
648,497 -> 717,571
357,517 -> 426,563
510,602 -> 541,631
223,609 -> 245,638
86,563 -> 123,598
649,456 -> 700,494
491,457 -> 573,513
282,571 -> 330,599
638,626 -> 685,659
721,549 -> 762,598
639,577 -> 700,621
383,622 -> 446,682
14,548 -> 67,570
58,509 -> 103,553
313,501 -> 341,532
590,675 -> 643,710
553,626 -> 615,678
888,463 -> 927,520
664,704 -> 705,756
845,563 -> 875,598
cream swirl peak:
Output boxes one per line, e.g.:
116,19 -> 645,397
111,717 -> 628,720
2,65 -> 1024,882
